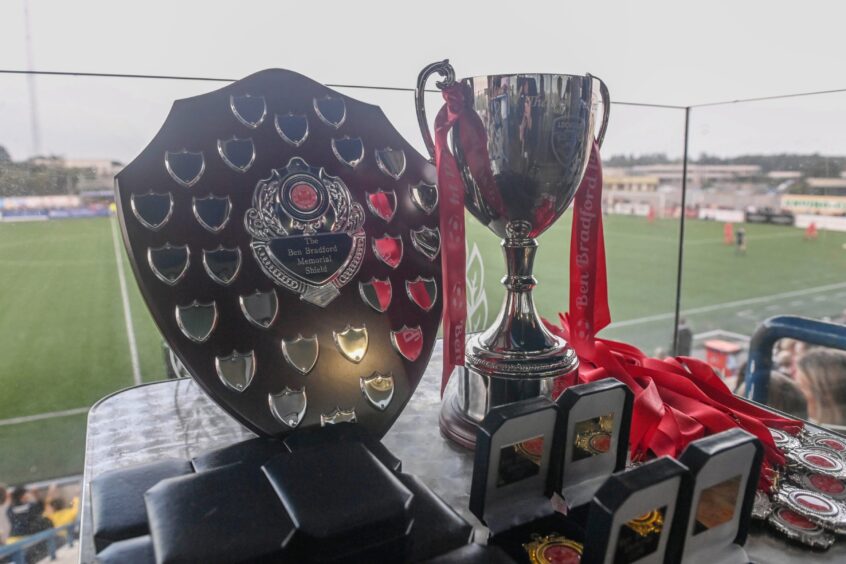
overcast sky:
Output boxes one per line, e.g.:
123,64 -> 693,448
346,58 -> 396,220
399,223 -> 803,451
2,0 -> 846,162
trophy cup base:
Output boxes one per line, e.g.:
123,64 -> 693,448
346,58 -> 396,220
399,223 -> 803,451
438,388 -> 481,450
439,335 -> 578,450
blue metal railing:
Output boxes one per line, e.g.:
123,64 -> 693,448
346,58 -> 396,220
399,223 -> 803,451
746,315 -> 846,403
0,522 -> 78,564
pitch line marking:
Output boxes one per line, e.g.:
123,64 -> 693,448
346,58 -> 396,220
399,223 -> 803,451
110,216 -> 142,386
609,281 -> 846,329
0,407 -> 89,427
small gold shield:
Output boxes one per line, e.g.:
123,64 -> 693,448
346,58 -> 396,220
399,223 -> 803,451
281,334 -> 319,375
333,325 -> 368,363
360,372 -> 395,411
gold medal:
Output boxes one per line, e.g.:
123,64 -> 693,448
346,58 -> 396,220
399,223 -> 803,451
625,510 -> 664,537
524,534 -> 583,564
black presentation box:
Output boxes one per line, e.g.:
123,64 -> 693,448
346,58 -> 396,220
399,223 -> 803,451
554,378 -> 633,511
90,458 -> 194,552
263,440 -> 415,562
583,456 -> 691,564
676,428 -> 763,564
144,462 -> 295,563
283,421 -> 402,473
470,396 -> 585,563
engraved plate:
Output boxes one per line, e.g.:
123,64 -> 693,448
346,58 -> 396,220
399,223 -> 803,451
175,301 -> 218,343
373,234 -> 403,269
313,96 -> 346,128
245,157 -> 366,308
215,350 -> 256,392
391,325 -> 423,361
406,276 -> 437,311
115,69 -> 440,439
269,387 -> 307,428
275,113 -> 309,147
334,325 -> 368,363
230,94 -> 266,128
360,372 -> 394,411
131,192 -> 173,230
320,407 -> 357,426
375,147 -> 406,180
281,334 -> 319,375
359,277 -> 392,312
202,246 -> 241,286
239,290 -> 278,329
165,150 -> 204,187
410,226 -> 440,261
148,244 -> 190,285
410,181 -> 438,215
331,136 -> 364,168
365,189 -> 396,222
218,137 -> 255,172
192,195 -> 231,233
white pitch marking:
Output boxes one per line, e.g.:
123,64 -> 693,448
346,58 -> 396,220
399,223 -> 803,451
609,281 -> 846,329
0,407 -> 89,427
110,216 -> 142,386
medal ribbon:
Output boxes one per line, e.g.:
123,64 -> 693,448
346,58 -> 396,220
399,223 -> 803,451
549,141 -> 800,490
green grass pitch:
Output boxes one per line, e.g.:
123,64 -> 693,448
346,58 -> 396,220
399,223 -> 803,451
1,214 -> 845,483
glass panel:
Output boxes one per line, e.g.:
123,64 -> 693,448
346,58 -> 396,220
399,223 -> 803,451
694,475 -> 741,534
498,435 -> 544,487
684,93 -> 846,427
615,506 -> 666,563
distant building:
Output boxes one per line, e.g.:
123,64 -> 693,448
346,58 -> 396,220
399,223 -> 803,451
767,171 -> 803,180
29,157 -> 123,191
628,164 -> 762,188
805,177 -> 846,196
604,175 -> 659,193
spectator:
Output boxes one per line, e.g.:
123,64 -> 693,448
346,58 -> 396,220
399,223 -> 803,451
45,495 -> 78,531
774,350 -> 794,377
735,226 -> 747,255
767,371 -> 809,420
7,488 -> 47,538
795,349 -> 846,426
675,318 -> 693,357
0,483 -> 8,544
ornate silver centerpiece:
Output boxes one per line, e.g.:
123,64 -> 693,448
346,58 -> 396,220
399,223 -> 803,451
416,61 -> 609,448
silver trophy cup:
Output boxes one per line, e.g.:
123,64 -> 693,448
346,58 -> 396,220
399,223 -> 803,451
415,60 -> 610,448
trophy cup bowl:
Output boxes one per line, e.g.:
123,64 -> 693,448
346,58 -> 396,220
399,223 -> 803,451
416,60 -> 610,448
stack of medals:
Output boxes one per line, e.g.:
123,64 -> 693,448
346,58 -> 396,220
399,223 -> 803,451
757,426 -> 846,549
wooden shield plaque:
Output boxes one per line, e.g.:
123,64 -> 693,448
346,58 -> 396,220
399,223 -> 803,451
116,69 -> 441,438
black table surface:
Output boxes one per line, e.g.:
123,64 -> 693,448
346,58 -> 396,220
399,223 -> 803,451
79,341 -> 844,563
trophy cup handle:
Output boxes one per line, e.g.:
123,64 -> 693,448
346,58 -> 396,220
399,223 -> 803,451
415,60 -> 456,161
588,74 -> 611,148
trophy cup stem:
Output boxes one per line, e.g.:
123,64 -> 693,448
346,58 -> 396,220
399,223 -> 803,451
439,236 -> 579,449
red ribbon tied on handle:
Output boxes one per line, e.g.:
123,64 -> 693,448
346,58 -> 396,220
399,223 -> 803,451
433,85 -> 468,395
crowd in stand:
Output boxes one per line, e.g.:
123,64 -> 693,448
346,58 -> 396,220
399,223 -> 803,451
736,339 -> 846,427
0,482 -> 78,562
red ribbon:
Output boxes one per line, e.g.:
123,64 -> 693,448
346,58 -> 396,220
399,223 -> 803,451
433,84 -> 479,395
548,141 -> 800,490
